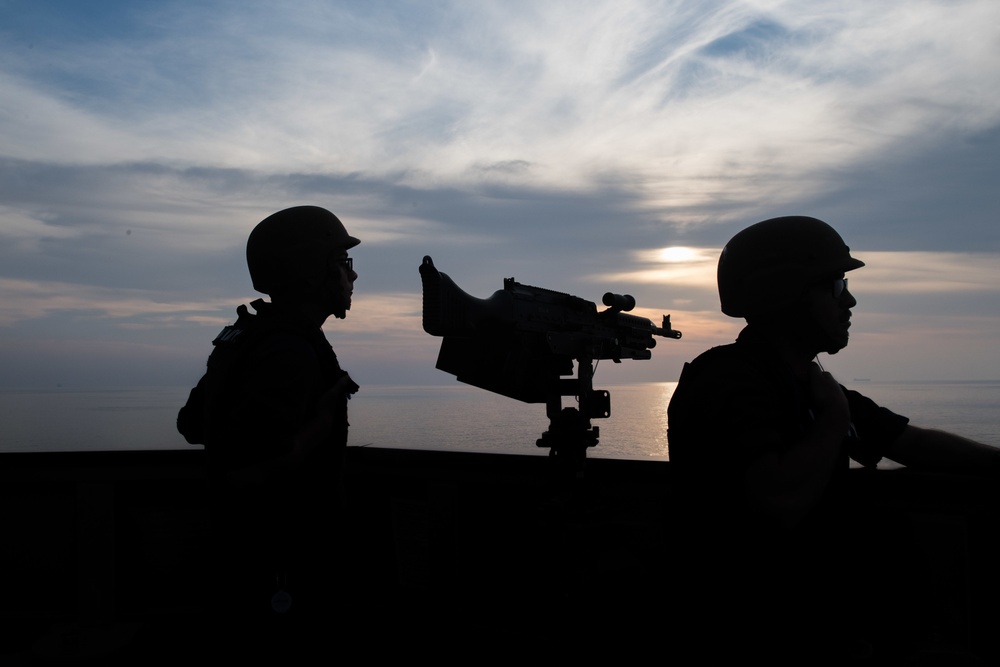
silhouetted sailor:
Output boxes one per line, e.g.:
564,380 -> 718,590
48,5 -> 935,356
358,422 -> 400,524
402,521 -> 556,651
666,216 -> 1000,660
177,205 -> 359,656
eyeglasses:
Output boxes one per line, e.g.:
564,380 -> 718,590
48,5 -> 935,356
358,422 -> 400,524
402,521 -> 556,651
831,278 -> 848,298
333,257 -> 354,272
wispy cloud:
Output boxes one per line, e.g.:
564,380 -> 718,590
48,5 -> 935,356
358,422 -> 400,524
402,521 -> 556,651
6,1 -> 998,190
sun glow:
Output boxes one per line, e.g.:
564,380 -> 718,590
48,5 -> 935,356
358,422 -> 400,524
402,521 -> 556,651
655,246 -> 706,263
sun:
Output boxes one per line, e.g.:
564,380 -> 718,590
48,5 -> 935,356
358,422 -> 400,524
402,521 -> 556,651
656,247 -> 704,263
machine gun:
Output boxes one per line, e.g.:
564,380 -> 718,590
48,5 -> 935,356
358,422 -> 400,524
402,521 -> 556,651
419,256 -> 681,460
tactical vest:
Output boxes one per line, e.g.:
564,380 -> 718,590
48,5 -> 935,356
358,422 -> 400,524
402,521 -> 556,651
177,299 -> 346,471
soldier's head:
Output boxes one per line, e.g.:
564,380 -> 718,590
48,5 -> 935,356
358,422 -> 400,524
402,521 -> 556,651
246,206 -> 360,319
717,216 -> 863,354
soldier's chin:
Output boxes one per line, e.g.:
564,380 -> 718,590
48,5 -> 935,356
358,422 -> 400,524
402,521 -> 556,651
329,295 -> 350,319
825,332 -> 849,354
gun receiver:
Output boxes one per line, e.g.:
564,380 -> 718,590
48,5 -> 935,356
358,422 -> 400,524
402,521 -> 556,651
419,255 -> 681,459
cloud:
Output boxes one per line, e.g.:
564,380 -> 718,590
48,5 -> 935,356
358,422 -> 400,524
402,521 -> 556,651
1,0 -> 999,386
0,205 -> 81,246
6,1 -> 997,191
853,252 -> 1000,295
0,278 -> 234,327
595,246 -> 720,288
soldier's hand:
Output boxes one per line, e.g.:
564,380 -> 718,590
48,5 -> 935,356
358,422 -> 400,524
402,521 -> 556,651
333,372 -> 360,397
320,372 -> 359,406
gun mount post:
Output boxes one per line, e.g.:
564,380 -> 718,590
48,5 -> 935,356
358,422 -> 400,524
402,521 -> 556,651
537,355 -> 604,463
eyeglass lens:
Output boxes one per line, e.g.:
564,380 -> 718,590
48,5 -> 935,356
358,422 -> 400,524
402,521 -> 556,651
832,278 -> 847,298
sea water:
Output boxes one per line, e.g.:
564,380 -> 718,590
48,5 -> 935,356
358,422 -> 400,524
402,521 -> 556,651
2,382 -> 998,457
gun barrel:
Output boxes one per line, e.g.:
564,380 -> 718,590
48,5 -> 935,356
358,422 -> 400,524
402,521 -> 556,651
655,314 -> 683,339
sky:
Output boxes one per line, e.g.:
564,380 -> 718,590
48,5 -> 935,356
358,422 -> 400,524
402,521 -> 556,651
1,0 -> 999,391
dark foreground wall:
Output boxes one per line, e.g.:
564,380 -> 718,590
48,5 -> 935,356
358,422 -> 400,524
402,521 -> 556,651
2,447 -> 998,662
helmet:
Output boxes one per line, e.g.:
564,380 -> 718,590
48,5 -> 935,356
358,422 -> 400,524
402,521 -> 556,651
718,216 -> 864,318
247,206 -> 359,295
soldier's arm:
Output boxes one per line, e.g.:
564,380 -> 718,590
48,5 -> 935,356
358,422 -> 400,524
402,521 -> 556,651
288,373 -> 359,466
887,425 -> 1000,475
